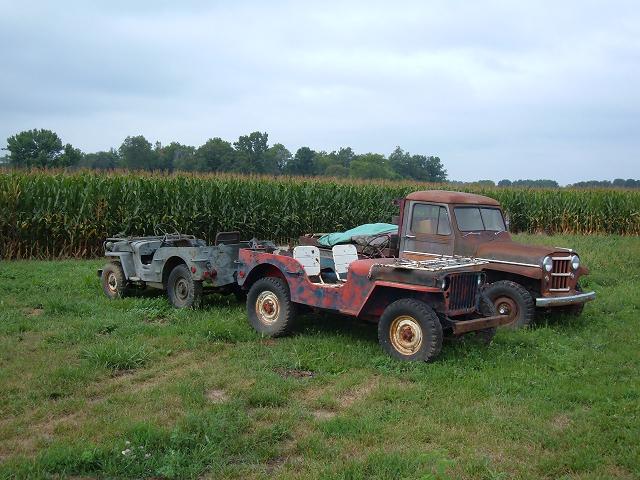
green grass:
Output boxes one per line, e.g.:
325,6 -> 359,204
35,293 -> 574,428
0,234 -> 638,479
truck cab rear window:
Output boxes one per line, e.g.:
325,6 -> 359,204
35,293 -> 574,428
454,207 -> 506,232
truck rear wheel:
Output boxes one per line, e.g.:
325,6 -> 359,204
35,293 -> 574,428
378,299 -> 443,362
247,277 -> 296,337
167,264 -> 202,308
101,262 -> 128,299
484,280 -> 534,328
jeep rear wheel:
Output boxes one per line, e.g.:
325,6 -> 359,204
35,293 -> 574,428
247,277 -> 296,337
378,299 -> 443,362
101,262 -> 128,299
167,264 -> 202,308
484,280 -> 534,329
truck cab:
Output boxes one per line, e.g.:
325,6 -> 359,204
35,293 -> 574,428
396,190 -> 595,327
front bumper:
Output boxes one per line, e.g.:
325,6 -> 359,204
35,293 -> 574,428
452,314 -> 514,335
536,291 -> 596,307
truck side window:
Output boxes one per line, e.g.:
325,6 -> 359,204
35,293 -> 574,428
411,204 -> 451,235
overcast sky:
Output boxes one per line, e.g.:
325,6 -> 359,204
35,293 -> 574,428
1,1 -> 638,183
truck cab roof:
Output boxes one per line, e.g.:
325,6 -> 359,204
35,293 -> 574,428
406,190 -> 500,206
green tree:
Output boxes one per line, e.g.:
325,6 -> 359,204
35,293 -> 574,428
234,132 -> 271,173
498,179 -> 512,187
388,147 -> 447,182
80,149 -> 119,170
350,153 -> 396,179
193,138 -> 237,172
324,164 -> 349,177
118,135 -> 159,170
157,142 -> 195,171
286,147 -> 317,176
5,129 -> 77,168
264,143 -> 292,173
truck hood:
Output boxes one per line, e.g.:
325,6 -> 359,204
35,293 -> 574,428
475,241 -> 566,266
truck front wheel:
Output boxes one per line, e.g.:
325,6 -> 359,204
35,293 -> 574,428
247,277 -> 297,337
167,264 -> 202,308
484,280 -> 534,328
378,299 -> 443,362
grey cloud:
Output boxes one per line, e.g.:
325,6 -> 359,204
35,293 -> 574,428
1,0 -> 639,183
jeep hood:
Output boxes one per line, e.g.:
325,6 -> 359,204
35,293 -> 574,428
475,241 -> 564,266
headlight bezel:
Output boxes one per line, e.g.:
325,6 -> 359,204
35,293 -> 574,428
542,256 -> 553,272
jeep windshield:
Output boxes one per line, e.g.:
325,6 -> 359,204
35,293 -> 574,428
454,207 -> 506,232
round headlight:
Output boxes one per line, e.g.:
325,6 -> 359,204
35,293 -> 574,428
477,273 -> 485,286
542,256 -> 553,272
105,241 -> 114,251
440,277 -> 449,290
571,254 -> 580,270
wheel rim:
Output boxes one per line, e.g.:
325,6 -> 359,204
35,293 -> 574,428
494,296 -> 518,323
256,290 -> 279,325
389,315 -> 423,355
107,272 -> 118,293
174,278 -> 190,301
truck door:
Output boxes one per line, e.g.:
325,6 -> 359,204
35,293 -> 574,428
400,202 -> 454,257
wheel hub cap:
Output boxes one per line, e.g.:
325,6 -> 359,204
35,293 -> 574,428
494,296 -> 518,323
256,291 -> 279,325
107,273 -> 117,292
390,315 -> 423,355
175,278 -> 189,301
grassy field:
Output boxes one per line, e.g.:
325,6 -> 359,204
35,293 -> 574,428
0,234 -> 638,479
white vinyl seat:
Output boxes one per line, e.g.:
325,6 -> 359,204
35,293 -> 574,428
293,246 -> 322,282
332,244 -> 359,281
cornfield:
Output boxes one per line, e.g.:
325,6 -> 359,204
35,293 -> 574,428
0,170 -> 638,259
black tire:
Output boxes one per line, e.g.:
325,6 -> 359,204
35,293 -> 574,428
474,294 -> 498,345
101,262 -> 128,299
484,280 -> 535,329
167,264 -> 202,308
378,298 -> 443,362
247,277 -> 297,337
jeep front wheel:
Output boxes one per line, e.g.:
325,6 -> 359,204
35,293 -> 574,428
484,280 -> 535,328
247,277 -> 297,337
101,262 -> 128,299
167,264 -> 202,308
378,298 -> 443,362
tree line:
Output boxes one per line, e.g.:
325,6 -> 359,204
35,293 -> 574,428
2,129 -> 637,188
0,129 -> 447,182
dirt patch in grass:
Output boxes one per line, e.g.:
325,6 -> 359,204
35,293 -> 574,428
312,409 -> 336,420
205,389 -> 229,403
275,368 -> 315,379
551,413 -> 571,431
22,307 -> 44,317
339,376 -> 380,409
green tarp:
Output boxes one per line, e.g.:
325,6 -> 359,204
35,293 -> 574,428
318,223 -> 398,247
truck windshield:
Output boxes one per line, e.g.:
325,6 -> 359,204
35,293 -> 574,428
454,207 -> 506,232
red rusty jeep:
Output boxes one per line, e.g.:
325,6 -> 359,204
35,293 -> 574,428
236,243 -> 512,362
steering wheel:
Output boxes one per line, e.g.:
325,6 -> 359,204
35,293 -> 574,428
360,233 -> 391,258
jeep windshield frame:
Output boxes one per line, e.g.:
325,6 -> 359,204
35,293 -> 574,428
454,206 -> 506,232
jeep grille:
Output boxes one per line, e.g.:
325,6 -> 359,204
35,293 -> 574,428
447,272 -> 479,312
550,256 -> 571,291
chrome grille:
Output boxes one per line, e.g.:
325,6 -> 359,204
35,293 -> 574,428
447,272 -> 478,311
550,256 -> 571,291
